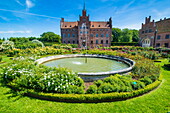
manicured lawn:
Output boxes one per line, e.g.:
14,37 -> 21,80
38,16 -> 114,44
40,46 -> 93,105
0,59 -> 169,113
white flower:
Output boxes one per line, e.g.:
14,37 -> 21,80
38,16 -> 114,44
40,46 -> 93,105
48,82 -> 50,86
55,87 -> 58,91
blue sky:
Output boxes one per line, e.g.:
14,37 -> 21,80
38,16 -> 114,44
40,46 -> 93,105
0,0 -> 170,38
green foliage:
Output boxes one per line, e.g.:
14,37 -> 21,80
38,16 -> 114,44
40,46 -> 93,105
132,59 -> 160,80
0,57 -> 84,94
112,28 -> 139,43
112,28 -> 122,42
0,56 -> 2,62
40,32 -> 61,43
140,77 -> 153,85
98,83 -> 117,93
111,42 -> 138,46
86,85 -> 98,94
94,79 -> 103,87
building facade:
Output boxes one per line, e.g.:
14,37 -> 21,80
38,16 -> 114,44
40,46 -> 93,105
139,16 -> 170,48
60,7 -> 112,48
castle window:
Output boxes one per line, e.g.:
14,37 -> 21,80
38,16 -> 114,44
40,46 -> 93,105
68,34 -> 70,38
165,34 -> 170,39
156,43 -> 160,47
90,34 -> 93,37
164,43 -> 169,47
63,34 -> 66,38
149,29 -> 152,33
157,35 -> 161,40
106,40 -> 108,44
96,34 -> 98,37
145,30 -> 148,33
101,40 -> 103,44
106,34 -> 109,37
96,40 -> 98,44
101,34 -> 104,37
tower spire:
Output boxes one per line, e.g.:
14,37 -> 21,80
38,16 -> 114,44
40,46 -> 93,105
83,0 -> 86,10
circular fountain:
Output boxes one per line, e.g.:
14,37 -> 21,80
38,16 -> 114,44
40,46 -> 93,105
36,54 -> 135,82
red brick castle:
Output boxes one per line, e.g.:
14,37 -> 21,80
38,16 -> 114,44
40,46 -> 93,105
60,4 -> 112,48
139,16 -> 170,48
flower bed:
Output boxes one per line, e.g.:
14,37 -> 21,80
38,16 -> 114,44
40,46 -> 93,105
0,48 -> 161,102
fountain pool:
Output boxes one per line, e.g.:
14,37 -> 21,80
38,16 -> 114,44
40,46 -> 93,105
43,57 -> 129,73
36,54 -> 135,81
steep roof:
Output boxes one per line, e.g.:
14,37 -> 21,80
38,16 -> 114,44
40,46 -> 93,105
61,22 -> 78,28
90,21 -> 110,28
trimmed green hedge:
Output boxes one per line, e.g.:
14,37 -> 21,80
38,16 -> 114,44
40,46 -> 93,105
24,78 -> 161,103
111,42 -> 138,46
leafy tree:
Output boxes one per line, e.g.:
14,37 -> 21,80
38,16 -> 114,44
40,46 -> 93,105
120,28 -> 133,42
112,28 -> 139,43
40,32 -> 61,43
131,29 -> 139,42
112,28 -> 121,42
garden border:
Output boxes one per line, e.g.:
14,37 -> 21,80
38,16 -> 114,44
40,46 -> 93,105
24,78 -> 162,103
36,54 -> 136,81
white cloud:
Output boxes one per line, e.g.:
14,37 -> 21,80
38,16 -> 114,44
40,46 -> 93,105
26,0 -> 34,10
115,0 -> 136,14
152,8 -> 170,20
0,9 -> 60,19
16,0 -> 24,6
0,31 -> 31,34
0,16 -> 9,21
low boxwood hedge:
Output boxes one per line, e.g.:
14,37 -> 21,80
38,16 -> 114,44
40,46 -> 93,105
23,78 -> 161,103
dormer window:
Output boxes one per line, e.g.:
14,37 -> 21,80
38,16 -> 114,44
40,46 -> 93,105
98,25 -> 100,27
65,25 -> 67,27
92,25 -> 94,27
70,25 -> 72,27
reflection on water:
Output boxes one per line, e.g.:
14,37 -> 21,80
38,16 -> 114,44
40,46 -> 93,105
43,57 -> 129,73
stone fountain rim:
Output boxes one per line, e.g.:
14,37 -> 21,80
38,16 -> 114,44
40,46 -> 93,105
35,54 -> 135,76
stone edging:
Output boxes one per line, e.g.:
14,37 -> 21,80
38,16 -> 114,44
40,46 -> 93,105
35,54 -> 135,81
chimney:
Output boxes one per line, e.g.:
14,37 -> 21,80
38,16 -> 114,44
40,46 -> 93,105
145,17 -> 147,24
61,18 -> 64,22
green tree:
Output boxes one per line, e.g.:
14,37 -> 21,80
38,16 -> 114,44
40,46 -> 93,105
131,29 -> 139,42
120,28 -> 133,42
112,28 -> 122,42
40,32 -> 61,43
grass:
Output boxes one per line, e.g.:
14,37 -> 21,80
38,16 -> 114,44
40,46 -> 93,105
0,58 -> 170,113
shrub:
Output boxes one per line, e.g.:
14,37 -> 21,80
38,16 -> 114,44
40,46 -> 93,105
94,80 -> 103,87
98,83 -> 117,93
0,57 -> 85,94
131,80 -> 145,90
140,77 -> 153,85
0,56 -> 2,62
86,85 -> 98,94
